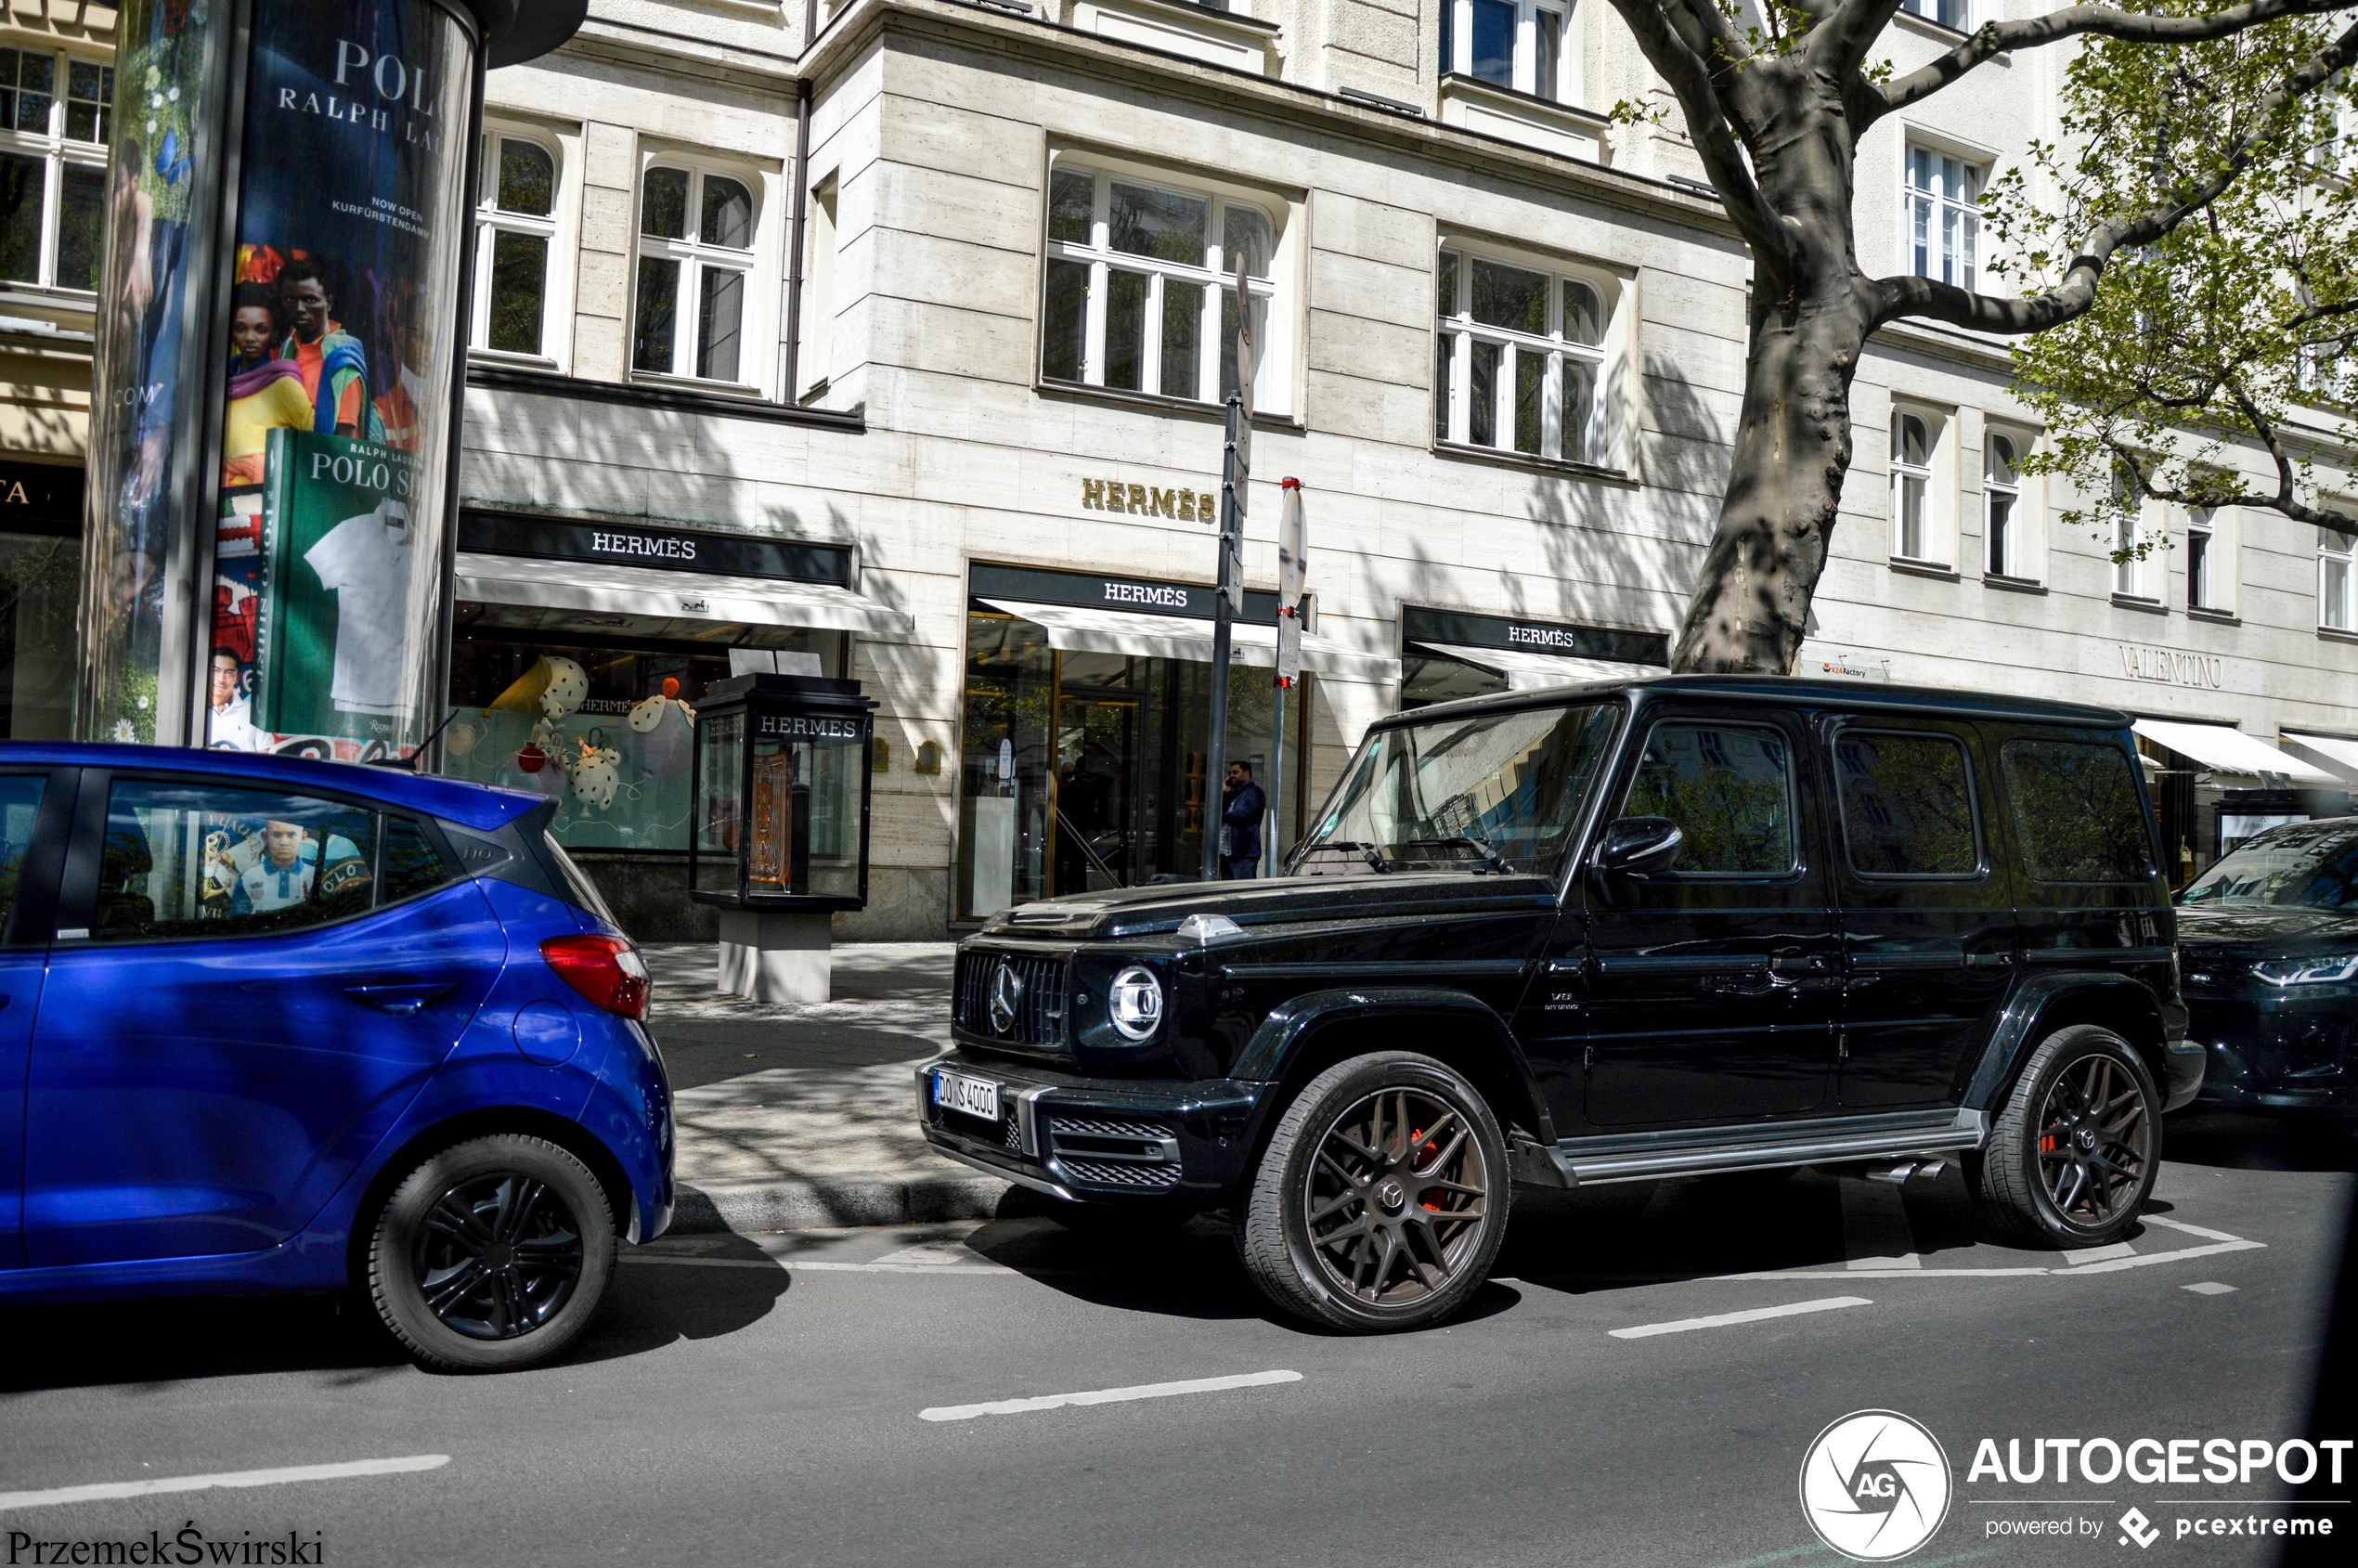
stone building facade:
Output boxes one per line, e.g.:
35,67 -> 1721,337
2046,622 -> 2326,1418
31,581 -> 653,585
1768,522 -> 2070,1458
18,0 -> 2358,935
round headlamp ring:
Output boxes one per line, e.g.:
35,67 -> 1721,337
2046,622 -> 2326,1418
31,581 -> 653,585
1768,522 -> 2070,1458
1108,964 -> 1164,1042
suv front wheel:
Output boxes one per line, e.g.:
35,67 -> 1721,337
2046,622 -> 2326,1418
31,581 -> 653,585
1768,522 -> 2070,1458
1237,1052 -> 1509,1332
1971,1025 -> 2159,1249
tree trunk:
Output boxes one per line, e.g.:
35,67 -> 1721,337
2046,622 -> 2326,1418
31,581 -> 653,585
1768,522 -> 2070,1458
1670,284 -> 1871,673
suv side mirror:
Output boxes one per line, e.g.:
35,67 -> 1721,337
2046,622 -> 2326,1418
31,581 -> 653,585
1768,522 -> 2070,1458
1594,816 -> 1684,883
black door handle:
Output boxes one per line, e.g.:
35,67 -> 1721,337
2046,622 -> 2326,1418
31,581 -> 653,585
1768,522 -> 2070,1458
1964,952 -> 2016,970
343,978 -> 458,1017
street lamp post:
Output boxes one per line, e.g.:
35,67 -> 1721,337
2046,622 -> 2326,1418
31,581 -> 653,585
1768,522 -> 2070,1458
76,0 -> 584,758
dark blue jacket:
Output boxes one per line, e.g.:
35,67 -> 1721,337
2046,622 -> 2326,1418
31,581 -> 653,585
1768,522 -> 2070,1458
1222,780 -> 1266,861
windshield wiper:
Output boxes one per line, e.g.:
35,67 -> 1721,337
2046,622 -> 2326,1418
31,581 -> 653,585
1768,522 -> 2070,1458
1296,840 -> 1393,874
1397,835 -> 1515,875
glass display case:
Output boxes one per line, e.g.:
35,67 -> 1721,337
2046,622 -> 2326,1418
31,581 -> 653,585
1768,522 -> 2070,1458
689,674 -> 876,911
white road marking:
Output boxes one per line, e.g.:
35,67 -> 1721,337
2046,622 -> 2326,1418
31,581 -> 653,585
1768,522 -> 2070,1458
0,1457 -> 449,1514
621,1253 -> 1010,1276
919,1369 -> 1302,1422
2066,1238 -> 2264,1274
2144,1215 -> 2245,1243
1841,1177 -> 1923,1270
1719,1223 -> 2263,1282
1610,1295 -> 1872,1339
2183,1281 -> 2238,1295
2062,1241 -> 2138,1265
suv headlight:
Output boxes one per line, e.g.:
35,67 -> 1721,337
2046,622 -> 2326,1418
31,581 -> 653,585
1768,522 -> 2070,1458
2253,953 -> 2358,986
1107,965 -> 1164,1041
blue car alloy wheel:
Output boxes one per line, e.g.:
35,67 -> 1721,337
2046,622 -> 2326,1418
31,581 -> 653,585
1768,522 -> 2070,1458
369,1134 -> 618,1373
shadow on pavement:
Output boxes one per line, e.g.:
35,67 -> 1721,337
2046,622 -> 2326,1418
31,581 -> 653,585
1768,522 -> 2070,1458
0,1295 -> 410,1392
0,1233 -> 794,1389
2163,1108 -> 2358,1173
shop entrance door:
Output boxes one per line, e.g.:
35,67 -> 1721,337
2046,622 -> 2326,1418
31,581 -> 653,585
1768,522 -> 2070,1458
1054,693 -> 1142,893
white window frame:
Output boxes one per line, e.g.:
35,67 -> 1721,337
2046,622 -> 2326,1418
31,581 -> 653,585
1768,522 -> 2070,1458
1040,158 -> 1290,416
470,128 -> 563,365
2322,525 -> 2356,631
630,157 -> 764,391
2111,466 -> 2166,601
1898,0 -> 1970,30
2186,506 -> 2219,612
1888,405 -> 1950,565
1984,427 -> 2024,578
1434,241 -> 1621,468
0,46 -> 109,295
1903,142 -> 1983,292
1444,0 -> 1580,105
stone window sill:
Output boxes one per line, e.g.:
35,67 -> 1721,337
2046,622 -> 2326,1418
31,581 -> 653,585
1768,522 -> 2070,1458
2319,624 -> 2358,644
2111,592 -> 2169,615
1432,439 -> 1632,486
1072,0 -> 1278,75
1983,572 -> 2046,594
1888,556 -> 1959,581
1437,74 -> 1610,165
2188,605 -> 2240,626
1036,376 -> 1303,431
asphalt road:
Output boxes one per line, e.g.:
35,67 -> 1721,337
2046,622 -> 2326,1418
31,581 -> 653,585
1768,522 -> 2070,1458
2,1110 -> 2351,1568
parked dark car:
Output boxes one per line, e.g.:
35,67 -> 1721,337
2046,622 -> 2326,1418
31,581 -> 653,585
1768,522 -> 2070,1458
2178,817 -> 2358,1115
919,676 -> 2201,1331
0,744 -> 674,1371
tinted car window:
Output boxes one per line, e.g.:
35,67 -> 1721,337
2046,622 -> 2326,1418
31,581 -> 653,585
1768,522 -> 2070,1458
2180,820 -> 2358,909
1625,721 -> 1796,875
380,815 -> 455,902
2001,738 -> 2153,884
0,772 -> 45,934
94,780 -> 379,941
1834,730 -> 1979,876
1297,703 -> 1621,875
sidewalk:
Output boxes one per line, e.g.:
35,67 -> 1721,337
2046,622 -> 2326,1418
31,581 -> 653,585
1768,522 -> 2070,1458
644,942 -> 1020,1233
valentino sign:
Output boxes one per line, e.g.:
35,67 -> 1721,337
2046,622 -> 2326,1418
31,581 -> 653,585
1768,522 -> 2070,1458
2119,642 -> 2226,690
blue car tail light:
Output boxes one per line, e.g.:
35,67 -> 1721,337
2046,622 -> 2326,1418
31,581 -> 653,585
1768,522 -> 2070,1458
541,933 -> 651,1019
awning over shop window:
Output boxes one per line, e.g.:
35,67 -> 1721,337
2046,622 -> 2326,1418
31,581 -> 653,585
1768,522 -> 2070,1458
979,598 -> 1400,682
1410,641 -> 1663,693
456,552 -> 913,638
2284,732 -> 2358,775
2131,719 -> 2337,782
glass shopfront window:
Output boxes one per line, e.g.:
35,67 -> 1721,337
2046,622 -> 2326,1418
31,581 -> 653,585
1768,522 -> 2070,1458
957,604 -> 1304,920
440,630 -> 843,851
0,523 -> 79,739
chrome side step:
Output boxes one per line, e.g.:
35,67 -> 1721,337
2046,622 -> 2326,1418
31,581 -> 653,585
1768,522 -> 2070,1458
1519,1109 -> 1988,1188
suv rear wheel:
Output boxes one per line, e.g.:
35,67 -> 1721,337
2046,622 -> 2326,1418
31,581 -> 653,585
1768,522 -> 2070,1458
1971,1026 -> 2159,1249
1237,1052 -> 1509,1332
368,1134 -> 616,1372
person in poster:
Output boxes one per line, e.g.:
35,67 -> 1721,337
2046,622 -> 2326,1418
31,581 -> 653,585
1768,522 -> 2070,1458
277,256 -> 381,440
222,282 -> 310,487
205,649 -> 264,751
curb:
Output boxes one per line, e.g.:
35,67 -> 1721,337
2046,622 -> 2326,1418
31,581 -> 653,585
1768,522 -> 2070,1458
669,1173 -> 1018,1233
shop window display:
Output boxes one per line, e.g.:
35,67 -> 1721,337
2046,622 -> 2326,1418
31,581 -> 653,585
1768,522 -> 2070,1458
441,638 -> 730,851
956,609 -> 1304,919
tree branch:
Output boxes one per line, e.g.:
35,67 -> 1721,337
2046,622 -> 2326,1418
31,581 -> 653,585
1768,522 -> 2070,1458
1603,1 -> 1803,277
1875,0 -> 2357,120
1810,0 -> 1909,79
1871,19 -> 2358,332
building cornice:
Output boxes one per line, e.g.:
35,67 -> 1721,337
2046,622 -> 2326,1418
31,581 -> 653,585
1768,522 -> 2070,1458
802,0 -> 1743,242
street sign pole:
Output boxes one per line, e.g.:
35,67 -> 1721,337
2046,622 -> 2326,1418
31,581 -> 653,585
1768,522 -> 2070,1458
1202,255 -> 1253,881
1264,477 -> 1304,876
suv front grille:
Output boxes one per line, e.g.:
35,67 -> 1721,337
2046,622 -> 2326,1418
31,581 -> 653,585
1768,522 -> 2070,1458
954,951 -> 1070,1045
1046,1113 -> 1180,1190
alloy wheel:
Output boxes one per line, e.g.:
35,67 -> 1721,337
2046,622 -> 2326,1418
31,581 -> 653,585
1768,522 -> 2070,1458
2036,1054 -> 2151,1227
414,1172 -> 586,1341
1303,1087 -> 1490,1306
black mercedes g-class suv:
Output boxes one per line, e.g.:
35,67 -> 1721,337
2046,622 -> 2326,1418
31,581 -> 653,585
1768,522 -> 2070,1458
919,676 -> 2204,1331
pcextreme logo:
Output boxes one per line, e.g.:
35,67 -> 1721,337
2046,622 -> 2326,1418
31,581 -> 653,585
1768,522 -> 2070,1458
1800,1410 -> 1955,1562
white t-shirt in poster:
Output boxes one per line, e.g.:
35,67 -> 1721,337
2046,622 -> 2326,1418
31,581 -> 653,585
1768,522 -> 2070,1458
304,499 -> 418,719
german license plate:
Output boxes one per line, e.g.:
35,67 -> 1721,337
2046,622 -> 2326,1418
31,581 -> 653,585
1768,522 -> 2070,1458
933,1069 -> 1001,1122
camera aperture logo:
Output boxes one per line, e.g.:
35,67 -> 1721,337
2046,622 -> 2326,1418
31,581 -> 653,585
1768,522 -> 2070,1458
1801,1410 -> 1954,1562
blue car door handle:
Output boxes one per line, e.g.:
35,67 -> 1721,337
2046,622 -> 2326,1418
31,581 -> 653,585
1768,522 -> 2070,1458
343,978 -> 458,1016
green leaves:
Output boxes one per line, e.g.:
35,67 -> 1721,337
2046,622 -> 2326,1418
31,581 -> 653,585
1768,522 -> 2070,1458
1984,3 -> 2358,544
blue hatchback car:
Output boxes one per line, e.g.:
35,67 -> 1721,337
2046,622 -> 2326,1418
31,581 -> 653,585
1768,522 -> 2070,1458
0,743 -> 673,1371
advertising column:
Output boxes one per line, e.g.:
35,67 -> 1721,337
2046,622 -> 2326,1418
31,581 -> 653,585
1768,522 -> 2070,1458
80,1 -> 579,757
